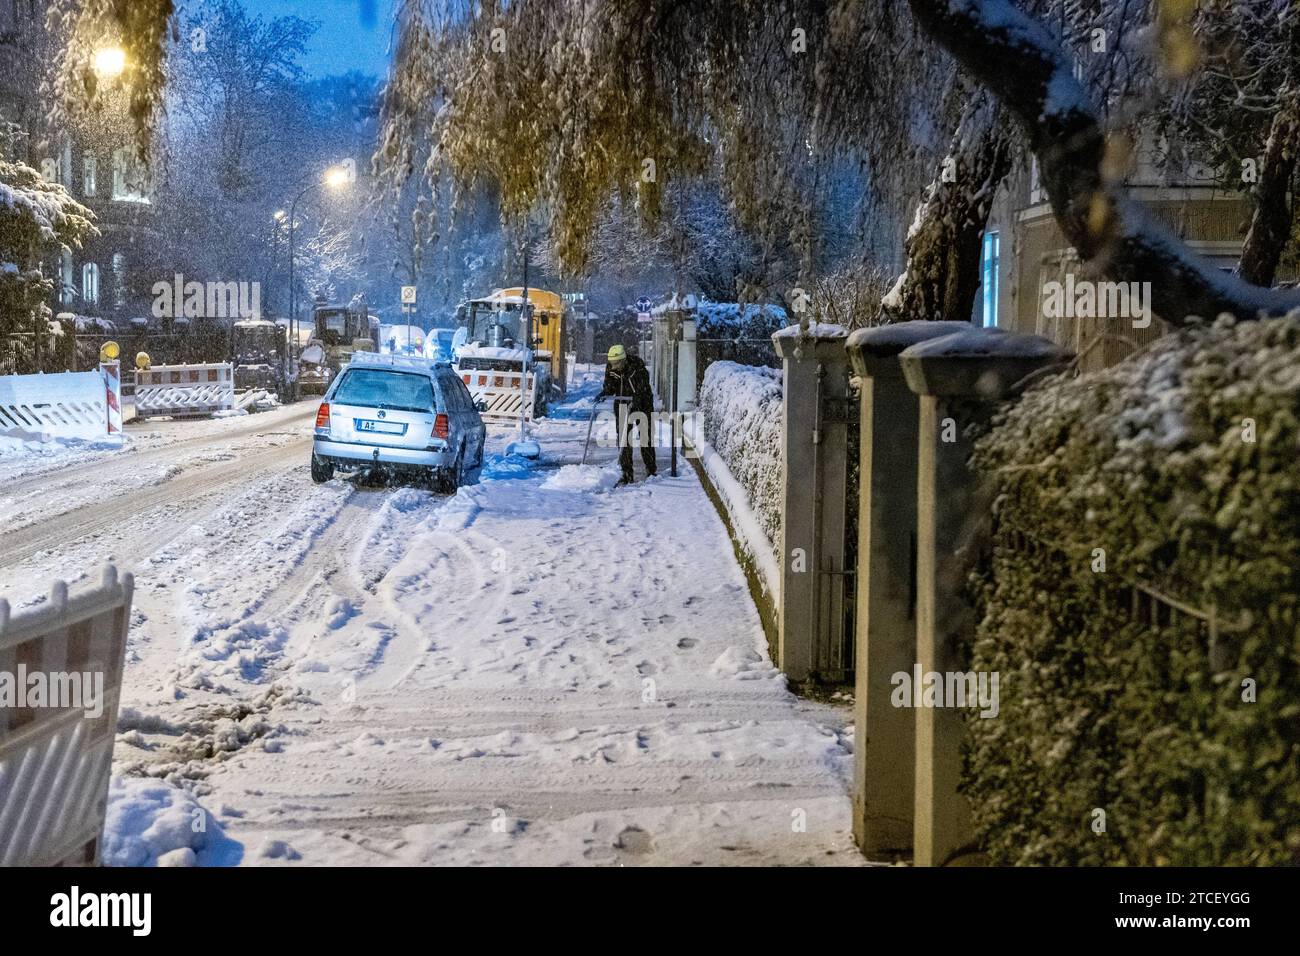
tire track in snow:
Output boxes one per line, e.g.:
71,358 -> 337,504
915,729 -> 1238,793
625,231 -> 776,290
0,434 -> 314,574
0,404 -> 316,499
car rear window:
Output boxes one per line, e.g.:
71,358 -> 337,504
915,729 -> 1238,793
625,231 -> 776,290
333,368 -> 435,413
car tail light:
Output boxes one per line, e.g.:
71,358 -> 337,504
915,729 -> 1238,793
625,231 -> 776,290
315,403 -> 330,430
433,413 -> 449,440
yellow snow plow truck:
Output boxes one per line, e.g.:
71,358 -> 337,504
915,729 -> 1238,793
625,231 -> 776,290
452,288 -> 567,422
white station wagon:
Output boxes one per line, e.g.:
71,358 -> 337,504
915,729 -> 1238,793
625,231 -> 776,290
311,354 -> 486,492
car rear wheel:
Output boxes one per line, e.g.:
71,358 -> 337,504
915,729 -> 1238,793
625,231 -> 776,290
310,454 -> 334,483
432,450 -> 464,494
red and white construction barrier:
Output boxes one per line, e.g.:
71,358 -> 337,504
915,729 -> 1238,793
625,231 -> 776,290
458,367 -> 540,423
100,360 -> 122,437
134,362 -> 235,418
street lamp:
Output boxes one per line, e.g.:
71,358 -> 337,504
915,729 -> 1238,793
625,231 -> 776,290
92,46 -> 126,79
323,165 -> 350,190
287,165 -> 351,362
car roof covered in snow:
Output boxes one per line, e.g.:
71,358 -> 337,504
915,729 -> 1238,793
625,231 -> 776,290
347,352 -> 448,372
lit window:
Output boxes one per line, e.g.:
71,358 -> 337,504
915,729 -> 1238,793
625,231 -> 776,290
82,262 -> 100,305
981,231 -> 1000,328
112,147 -> 151,203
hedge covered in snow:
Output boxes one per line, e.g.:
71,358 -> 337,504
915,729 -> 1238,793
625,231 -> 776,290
966,315 -> 1300,865
693,300 -> 789,371
692,300 -> 788,340
697,361 -> 783,592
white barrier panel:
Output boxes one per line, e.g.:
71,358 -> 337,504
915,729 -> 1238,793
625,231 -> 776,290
458,368 -> 539,423
0,370 -> 109,442
0,565 -> 133,866
135,362 -> 235,418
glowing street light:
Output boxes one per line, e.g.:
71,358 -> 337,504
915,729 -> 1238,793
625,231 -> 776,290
92,46 -> 126,79
323,165 -> 350,190
287,164 -> 353,360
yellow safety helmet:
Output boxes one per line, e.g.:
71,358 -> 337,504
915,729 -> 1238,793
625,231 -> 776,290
135,351 -> 152,370
607,344 -> 627,363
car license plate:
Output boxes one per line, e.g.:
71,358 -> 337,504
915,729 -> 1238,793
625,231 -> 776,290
355,419 -> 405,435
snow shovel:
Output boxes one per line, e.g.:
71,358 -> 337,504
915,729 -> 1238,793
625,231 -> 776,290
580,400 -> 600,464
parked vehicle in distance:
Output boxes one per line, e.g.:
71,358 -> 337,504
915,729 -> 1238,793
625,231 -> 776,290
230,318 -> 294,402
423,327 -> 457,363
311,353 -> 486,492
299,301 -> 380,396
452,287 -> 568,422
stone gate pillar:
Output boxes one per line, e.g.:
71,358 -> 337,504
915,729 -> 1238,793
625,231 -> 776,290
772,325 -> 852,683
899,326 -> 1069,866
845,321 -> 972,858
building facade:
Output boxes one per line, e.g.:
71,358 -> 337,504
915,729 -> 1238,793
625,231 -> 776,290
2,0 -> 163,360
975,133 -> 1260,372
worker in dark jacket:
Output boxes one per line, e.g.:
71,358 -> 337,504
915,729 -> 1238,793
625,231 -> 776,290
595,343 -> 657,484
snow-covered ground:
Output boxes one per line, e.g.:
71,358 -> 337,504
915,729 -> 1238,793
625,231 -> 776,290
0,371 -> 862,866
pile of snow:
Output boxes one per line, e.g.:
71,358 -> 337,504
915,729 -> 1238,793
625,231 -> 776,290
710,644 -> 780,681
507,439 -> 541,459
102,776 -> 229,867
0,431 -> 125,461
541,463 -> 620,492
695,361 -> 783,595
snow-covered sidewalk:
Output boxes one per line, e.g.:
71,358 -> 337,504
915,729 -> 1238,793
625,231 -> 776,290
90,375 -> 861,866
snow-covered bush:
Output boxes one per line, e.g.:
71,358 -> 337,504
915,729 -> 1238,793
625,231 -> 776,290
693,300 -> 787,373
1,156 -> 96,368
698,361 -> 784,575
966,314 -> 1300,866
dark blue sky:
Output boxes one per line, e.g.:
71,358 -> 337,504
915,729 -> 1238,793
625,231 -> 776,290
246,0 -> 400,79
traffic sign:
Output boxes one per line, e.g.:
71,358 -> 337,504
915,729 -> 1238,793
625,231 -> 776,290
401,286 -> 417,305
635,296 -> 652,313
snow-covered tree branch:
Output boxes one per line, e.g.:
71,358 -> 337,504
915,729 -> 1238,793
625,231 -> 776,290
905,0 -> 1300,324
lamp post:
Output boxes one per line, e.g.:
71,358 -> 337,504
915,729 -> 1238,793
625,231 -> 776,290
518,240 -> 532,441
286,165 -> 350,361
266,209 -> 285,317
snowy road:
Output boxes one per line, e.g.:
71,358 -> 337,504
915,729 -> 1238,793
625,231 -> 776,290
0,377 -> 863,866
